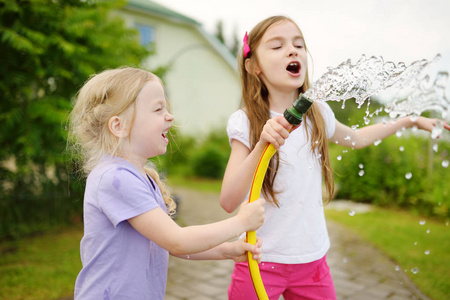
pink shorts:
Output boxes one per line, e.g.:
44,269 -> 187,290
228,255 -> 336,300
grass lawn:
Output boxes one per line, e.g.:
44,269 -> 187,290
0,225 -> 83,300
325,207 -> 449,300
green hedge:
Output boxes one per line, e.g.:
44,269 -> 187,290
330,135 -> 450,218
151,128 -> 230,179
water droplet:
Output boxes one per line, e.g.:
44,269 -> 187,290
374,139 -> 382,146
316,153 -> 322,159
343,258 -> 348,263
186,255 -> 190,259
426,229 -> 430,234
271,266 -> 275,269
337,155 -> 342,161
432,144 -> 438,153
414,241 -> 418,246
358,170 -> 365,177
399,146 -> 404,152
394,265 -> 401,272
358,164 -> 364,169
431,121 -> 444,139
412,126 -> 418,133
409,115 -> 418,122
442,160 -> 449,168
348,210 -> 356,216
419,220 -> 426,225
424,250 -> 430,255
342,150 -> 348,153
405,172 -> 412,180
364,116 -> 370,125
315,140 -> 319,144
396,130 -> 403,137
344,135 -> 351,140
351,142 -> 356,146
411,267 -> 419,274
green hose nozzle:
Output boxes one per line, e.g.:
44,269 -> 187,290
283,93 -> 313,126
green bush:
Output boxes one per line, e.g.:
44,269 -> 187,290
191,130 -> 230,178
153,128 -> 230,179
191,144 -> 228,178
331,134 -> 450,218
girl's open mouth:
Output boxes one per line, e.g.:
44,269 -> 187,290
286,62 -> 300,75
162,129 -> 169,140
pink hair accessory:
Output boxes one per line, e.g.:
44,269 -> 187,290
243,31 -> 250,58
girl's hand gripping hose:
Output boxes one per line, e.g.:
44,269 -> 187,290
246,94 -> 313,300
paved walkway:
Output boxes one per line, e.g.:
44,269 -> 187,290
166,187 -> 430,300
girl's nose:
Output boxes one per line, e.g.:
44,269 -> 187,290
288,45 -> 298,57
166,113 -> 174,122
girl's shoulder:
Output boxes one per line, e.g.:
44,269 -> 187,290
313,100 -> 336,137
229,108 -> 248,120
89,156 -> 144,184
227,109 -> 251,148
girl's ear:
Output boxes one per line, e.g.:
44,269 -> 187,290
245,58 -> 261,76
108,116 -> 129,138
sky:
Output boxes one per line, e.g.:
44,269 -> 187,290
153,0 -> 450,81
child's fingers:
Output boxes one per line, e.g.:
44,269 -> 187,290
261,118 -> 290,148
274,115 -> 293,130
255,236 -> 263,248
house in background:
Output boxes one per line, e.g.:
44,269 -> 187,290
117,0 -> 241,137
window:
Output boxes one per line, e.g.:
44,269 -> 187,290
136,24 -> 155,47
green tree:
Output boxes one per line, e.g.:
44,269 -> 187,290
0,0 -> 154,239
213,19 -> 240,57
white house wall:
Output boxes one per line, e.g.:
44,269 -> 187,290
118,8 -> 241,137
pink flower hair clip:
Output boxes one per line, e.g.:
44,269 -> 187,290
243,31 -> 250,58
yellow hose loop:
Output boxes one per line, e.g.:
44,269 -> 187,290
246,143 -> 276,300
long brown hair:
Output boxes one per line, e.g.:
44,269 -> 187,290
239,16 -> 334,206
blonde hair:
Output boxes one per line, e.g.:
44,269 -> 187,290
68,67 -> 176,214
240,16 -> 334,206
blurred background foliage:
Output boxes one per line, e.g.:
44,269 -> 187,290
327,100 -> 450,219
0,0 -> 157,239
1,0 -> 448,241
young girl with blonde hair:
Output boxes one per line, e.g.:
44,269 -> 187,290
68,67 -> 265,300
220,16 -> 449,299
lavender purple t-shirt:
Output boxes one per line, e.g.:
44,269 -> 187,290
74,157 -> 169,300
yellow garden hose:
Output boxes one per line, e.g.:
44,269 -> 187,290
246,142 -> 276,300
245,93 -> 313,299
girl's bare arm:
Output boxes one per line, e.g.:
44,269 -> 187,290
220,115 -> 291,213
128,198 -> 265,256
331,116 -> 450,149
174,237 -> 263,262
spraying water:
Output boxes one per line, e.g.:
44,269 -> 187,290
304,54 -> 449,124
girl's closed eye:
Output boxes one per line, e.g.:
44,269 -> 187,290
154,102 -> 165,113
268,40 -> 283,50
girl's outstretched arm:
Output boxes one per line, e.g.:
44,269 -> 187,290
220,115 -> 291,213
331,116 -> 450,149
174,236 -> 263,263
128,198 -> 265,256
